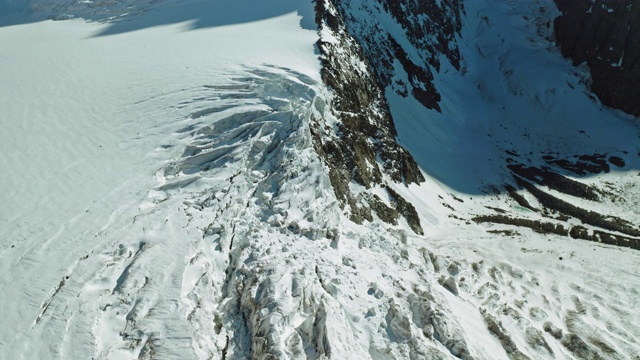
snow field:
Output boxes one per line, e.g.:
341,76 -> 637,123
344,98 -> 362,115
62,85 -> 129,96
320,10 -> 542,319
1,0 -> 639,359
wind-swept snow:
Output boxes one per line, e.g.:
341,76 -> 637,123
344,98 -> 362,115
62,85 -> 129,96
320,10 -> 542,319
0,1 -> 322,358
1,0 -> 640,359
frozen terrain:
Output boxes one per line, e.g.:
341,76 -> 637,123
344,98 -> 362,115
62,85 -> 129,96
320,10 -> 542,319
1,0 -> 639,359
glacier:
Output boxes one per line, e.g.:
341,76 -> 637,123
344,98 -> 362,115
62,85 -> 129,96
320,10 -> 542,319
1,0 -> 639,359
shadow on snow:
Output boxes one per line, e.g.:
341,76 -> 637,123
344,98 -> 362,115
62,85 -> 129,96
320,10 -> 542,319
0,0 -> 316,33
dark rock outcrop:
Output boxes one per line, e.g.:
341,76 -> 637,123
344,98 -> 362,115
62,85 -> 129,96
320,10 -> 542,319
312,0 -> 424,234
554,0 -> 640,117
308,0 -> 466,233
330,0 -> 464,112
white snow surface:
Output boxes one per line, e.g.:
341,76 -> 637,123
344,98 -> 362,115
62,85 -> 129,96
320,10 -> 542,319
1,0 -> 640,359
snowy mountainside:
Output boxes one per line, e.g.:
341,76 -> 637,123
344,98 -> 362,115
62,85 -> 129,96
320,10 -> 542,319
0,0 -> 170,22
0,0 -> 640,359
326,0 -> 640,357
331,0 -> 640,249
554,0 -> 640,117
329,0 -> 464,112
312,0 -> 426,235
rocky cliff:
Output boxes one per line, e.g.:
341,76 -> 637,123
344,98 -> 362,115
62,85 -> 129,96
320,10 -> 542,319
329,0 -> 464,113
312,0 -> 426,234
554,0 -> 640,117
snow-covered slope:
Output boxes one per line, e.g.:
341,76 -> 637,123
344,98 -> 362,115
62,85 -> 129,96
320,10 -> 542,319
327,0 -> 640,358
1,0 -> 639,359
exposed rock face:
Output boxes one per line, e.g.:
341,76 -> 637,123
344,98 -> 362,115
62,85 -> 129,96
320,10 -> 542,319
330,0 -> 464,112
309,0 -> 467,234
554,0 -> 640,117
312,0 -> 425,234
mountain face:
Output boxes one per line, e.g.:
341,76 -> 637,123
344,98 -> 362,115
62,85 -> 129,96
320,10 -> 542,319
312,0 -> 425,235
554,0 -> 640,117
326,0 -> 464,113
312,1 -> 640,357
1,1 -> 640,360
320,0 -> 640,248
